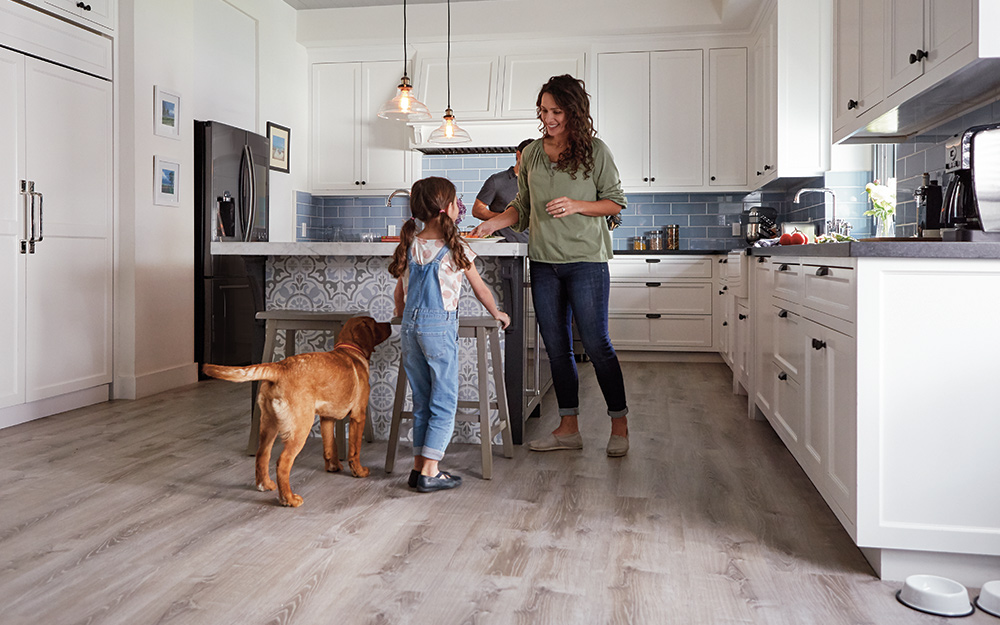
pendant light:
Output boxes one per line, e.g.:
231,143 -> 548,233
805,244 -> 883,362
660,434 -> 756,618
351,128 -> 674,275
377,0 -> 431,122
428,0 -> 471,144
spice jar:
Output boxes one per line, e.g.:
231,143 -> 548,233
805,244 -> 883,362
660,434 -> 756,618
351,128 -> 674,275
632,235 -> 648,251
648,230 -> 664,251
666,224 -> 679,250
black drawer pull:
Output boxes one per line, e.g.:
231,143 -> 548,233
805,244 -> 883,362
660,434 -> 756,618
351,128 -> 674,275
646,313 -> 661,319
719,290 -> 725,295
722,321 -> 728,326
722,285 -> 728,291
815,266 -> 831,277
778,372 -> 788,381
738,313 -> 747,321
645,282 -> 661,287
778,264 -> 790,272
718,258 -> 725,263
757,257 -> 766,263
645,258 -> 661,263
847,99 -> 858,110
722,258 -> 728,263
909,49 -> 928,64
812,338 -> 827,350
778,309 -> 788,318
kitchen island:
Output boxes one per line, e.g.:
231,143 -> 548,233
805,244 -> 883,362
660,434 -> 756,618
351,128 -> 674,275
212,240 -> 541,446
744,242 -> 1000,585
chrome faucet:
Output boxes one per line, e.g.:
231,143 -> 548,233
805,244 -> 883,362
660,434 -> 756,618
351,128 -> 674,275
386,189 -> 410,207
793,187 -> 851,236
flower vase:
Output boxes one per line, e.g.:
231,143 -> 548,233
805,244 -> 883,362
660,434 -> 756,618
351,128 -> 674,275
875,215 -> 894,238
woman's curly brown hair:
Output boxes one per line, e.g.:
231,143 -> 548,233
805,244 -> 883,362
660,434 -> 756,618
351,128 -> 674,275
536,74 -> 596,180
388,176 -> 471,278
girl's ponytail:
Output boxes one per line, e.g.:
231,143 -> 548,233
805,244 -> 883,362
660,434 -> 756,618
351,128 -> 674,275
389,218 -> 417,278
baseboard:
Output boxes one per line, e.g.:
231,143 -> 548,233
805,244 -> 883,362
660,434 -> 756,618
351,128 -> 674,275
0,385 -> 110,430
616,351 -> 724,363
115,363 -> 200,400
860,546 -> 1000,588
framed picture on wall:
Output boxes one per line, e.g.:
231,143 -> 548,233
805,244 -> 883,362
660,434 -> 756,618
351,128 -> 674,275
267,121 -> 290,173
153,86 -> 181,139
154,156 -> 180,206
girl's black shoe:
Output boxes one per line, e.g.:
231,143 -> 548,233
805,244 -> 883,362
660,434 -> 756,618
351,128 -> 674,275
416,471 -> 462,493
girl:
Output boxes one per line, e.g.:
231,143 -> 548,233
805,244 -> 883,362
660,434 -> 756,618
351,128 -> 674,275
389,177 -> 510,493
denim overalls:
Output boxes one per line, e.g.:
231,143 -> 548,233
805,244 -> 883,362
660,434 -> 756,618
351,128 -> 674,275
400,243 -> 460,461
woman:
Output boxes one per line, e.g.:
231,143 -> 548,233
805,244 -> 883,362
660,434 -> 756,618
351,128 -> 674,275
470,74 -> 629,457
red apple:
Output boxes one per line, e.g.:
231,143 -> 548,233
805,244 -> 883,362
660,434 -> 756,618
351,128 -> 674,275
790,231 -> 808,245
779,233 -> 793,245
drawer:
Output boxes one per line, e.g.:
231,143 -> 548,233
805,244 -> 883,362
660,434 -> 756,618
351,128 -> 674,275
610,257 -> 714,280
803,263 -> 855,322
772,261 -> 803,303
609,315 -> 714,348
609,283 -> 713,315
771,305 -> 803,382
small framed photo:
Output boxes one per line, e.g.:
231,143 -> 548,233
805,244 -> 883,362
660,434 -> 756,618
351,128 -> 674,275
267,121 -> 291,173
153,156 -> 180,206
153,86 -> 181,139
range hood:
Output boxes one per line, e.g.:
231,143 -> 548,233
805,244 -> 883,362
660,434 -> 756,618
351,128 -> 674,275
409,120 -> 541,154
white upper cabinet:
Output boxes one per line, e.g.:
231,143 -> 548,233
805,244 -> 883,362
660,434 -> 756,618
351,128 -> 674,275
708,47 -> 748,188
30,0 -> 116,32
884,0 -> 973,97
500,53 -> 584,118
311,61 -> 414,193
597,51 -> 651,189
833,0 -> 884,133
750,0 -> 830,187
650,49 -> 704,188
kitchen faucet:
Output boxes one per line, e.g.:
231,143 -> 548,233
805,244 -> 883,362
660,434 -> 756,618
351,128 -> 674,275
386,189 -> 410,207
793,187 -> 851,236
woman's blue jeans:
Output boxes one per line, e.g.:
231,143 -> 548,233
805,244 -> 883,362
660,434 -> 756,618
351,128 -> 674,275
530,261 -> 628,419
401,310 -> 459,461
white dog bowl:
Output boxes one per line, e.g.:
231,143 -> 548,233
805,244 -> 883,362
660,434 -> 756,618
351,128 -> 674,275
976,580 -> 1000,618
896,574 -> 974,617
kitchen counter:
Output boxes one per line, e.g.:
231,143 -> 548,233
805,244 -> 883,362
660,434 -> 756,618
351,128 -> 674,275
212,241 -> 527,257
613,249 -> 731,256
746,240 -> 1000,259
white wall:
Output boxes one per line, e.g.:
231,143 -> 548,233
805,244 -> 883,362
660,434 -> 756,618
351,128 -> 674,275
115,0 -> 307,399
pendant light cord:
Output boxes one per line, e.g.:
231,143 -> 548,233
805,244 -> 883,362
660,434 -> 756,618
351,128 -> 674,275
446,0 -> 451,109
402,0 -> 408,79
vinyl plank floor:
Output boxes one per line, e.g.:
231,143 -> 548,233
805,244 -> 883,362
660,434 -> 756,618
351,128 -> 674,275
0,363 -> 992,625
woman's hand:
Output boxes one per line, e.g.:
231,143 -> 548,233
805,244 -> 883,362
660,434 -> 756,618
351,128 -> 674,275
469,220 -> 498,238
495,311 -> 511,329
545,196 -> 580,218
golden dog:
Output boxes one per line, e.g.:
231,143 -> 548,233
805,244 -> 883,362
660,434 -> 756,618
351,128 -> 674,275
203,316 -> 392,507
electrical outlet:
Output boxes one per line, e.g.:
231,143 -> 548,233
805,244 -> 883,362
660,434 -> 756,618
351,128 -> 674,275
731,222 -> 741,236
387,224 -> 396,236
301,222 -> 307,237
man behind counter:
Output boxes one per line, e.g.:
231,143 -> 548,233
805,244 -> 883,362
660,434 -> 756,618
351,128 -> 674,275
471,138 -> 534,243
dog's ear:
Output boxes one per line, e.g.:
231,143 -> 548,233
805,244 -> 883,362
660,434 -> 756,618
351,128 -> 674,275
372,320 -> 392,346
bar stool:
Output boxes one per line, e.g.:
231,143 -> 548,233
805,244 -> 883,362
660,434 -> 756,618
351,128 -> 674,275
247,310 -> 374,457
385,316 -> 514,479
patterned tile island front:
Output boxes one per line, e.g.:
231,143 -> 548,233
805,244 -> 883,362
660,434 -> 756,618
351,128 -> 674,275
211,241 -> 536,446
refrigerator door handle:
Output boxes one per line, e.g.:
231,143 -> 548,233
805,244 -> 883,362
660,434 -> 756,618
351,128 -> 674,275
245,144 -> 257,242
238,145 -> 249,241
19,180 -> 30,254
33,190 -> 43,244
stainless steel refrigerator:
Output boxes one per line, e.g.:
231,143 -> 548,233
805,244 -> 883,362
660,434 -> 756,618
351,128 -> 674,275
194,120 -> 269,369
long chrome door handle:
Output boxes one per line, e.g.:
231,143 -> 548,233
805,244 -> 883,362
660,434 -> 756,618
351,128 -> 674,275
32,190 -> 43,243
244,145 -> 256,242
19,180 -> 30,254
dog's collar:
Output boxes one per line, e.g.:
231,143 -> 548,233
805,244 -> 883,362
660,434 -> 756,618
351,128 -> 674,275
334,342 -> 367,358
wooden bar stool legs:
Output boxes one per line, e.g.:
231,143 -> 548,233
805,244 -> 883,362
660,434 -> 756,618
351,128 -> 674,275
247,311 -> 374,457
385,317 -> 513,479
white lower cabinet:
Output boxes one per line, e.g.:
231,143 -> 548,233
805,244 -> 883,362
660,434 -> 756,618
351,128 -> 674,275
0,44 -> 113,423
608,255 -> 718,351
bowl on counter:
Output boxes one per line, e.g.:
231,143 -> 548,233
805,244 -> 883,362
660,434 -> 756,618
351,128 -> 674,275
896,575 -> 975,617
976,580 -> 1000,618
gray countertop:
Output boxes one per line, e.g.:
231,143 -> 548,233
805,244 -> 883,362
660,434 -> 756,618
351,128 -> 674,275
613,249 -> 731,256
211,241 -> 528,257
746,241 -> 1000,259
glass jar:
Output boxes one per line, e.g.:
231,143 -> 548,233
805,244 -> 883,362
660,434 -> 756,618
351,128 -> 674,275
632,235 -> 648,251
666,224 -> 679,250
648,230 -> 664,251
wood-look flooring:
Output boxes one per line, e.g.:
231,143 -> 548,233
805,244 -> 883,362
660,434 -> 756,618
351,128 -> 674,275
0,362 -> 990,624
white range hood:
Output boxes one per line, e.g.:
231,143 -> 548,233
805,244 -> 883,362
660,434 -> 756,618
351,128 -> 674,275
409,119 -> 541,154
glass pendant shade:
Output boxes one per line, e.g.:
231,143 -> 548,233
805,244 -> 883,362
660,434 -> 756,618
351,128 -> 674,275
377,76 -> 431,122
428,109 -> 471,144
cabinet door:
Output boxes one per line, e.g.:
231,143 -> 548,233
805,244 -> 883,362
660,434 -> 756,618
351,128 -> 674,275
361,61 -> 413,191
885,0 -> 924,96
24,58 -> 112,401
596,52 -> 649,189
752,10 -> 776,183
708,48 -> 747,187
44,0 -> 115,31
312,63 -> 361,191
923,0 -> 973,72
770,360 -> 803,446
734,301 -> 750,386
417,56 -> 499,120
803,319 -> 857,522
0,50 -> 26,410
752,260 -> 775,417
501,53 -> 584,118
835,0 -> 885,132
650,50 -> 703,188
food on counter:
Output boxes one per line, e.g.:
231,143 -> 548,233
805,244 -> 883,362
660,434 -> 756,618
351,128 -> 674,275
815,233 -> 858,243
778,229 -> 808,245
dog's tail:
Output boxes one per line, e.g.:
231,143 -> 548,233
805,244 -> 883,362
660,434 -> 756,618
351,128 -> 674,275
202,363 -> 282,383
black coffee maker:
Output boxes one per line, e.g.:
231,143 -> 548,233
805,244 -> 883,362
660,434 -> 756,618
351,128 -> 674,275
941,123 -> 1000,241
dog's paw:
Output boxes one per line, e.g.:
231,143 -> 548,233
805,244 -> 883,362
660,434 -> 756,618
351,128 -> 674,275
279,493 -> 304,507
256,479 -> 277,491
350,464 -> 370,478
324,458 -> 343,473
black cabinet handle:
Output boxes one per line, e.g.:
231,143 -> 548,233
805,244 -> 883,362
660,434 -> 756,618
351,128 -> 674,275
757,170 -> 762,176
738,313 -> 747,321
778,372 -> 787,381
778,264 -> 789,272
645,258 -> 660,263
778,309 -> 788,318
764,165 -> 772,171
718,258 -> 724,263
757,256 -> 766,263
650,177 -> 655,182
847,99 -> 858,110
361,180 -> 367,185
812,338 -> 827,350
719,290 -> 725,295
77,1 -> 92,9
646,313 -> 661,319
816,266 -> 831,276
645,282 -> 661,287
355,181 -> 361,185
909,49 -> 928,64
722,258 -> 728,263
722,285 -> 728,291
722,321 -> 728,326
643,177 -> 649,182
711,176 -> 716,181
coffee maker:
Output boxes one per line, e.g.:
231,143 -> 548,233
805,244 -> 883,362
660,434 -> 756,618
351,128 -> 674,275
941,123 -> 1000,241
